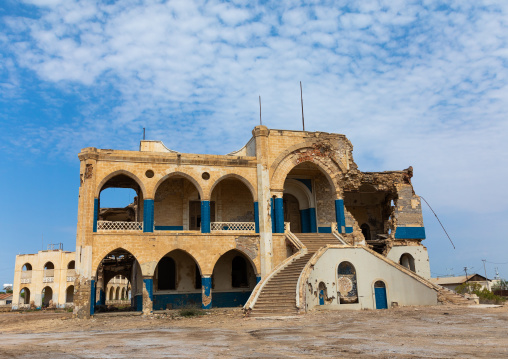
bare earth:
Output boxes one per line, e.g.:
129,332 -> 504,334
0,305 -> 507,358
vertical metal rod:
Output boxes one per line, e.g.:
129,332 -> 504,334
259,95 -> 262,126
300,81 -> 305,131
143,128 -> 145,140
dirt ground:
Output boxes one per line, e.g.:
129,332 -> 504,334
0,305 -> 507,358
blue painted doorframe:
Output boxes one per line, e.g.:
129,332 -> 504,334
375,287 -> 388,309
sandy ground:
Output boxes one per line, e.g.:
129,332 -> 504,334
0,305 -> 507,358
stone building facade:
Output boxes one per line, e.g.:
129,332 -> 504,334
69,126 -> 434,317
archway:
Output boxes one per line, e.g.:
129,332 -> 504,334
337,261 -> 358,304
42,286 -> 53,307
96,248 -> 141,312
67,261 -> 75,269
400,253 -> 416,272
97,173 -> 144,231
211,250 -> 256,307
154,175 -> 203,231
210,177 -> 255,231
66,285 -> 74,303
153,250 -> 202,310
19,287 -> 30,307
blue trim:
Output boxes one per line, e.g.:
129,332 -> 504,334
134,294 -> 143,311
318,227 -> 332,233
143,199 -> 154,233
97,289 -> 105,306
256,276 -> 261,284
300,209 -> 310,233
201,200 -> 210,233
254,202 -> 259,233
335,199 -> 346,233
270,198 -> 275,233
90,280 -> 95,316
155,226 -> 183,231
375,287 -> 388,309
143,279 -> 153,301
202,277 -> 212,309
295,178 -> 312,192
154,293 -> 202,310
212,291 -> 252,308
394,227 -> 426,239
309,208 -> 317,233
345,227 -> 353,234
93,198 -> 98,232
274,197 -> 284,233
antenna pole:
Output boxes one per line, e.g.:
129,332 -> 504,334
482,259 -> 489,290
143,128 -> 145,140
300,81 -> 305,131
42,233 -> 43,251
259,95 -> 262,126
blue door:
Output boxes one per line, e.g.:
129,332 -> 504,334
374,281 -> 388,309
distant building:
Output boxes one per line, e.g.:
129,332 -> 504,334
430,274 -> 491,292
0,293 -> 13,306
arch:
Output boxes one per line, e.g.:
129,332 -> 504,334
155,249 -> 203,292
66,285 -> 74,303
153,171 -> 204,200
121,287 -> 126,300
399,253 -> 415,272
19,287 -> 30,306
337,261 -> 358,304
44,262 -> 54,270
115,287 -> 120,300
283,178 -> 314,209
153,248 -> 203,278
209,248 -> 259,277
42,286 -> 53,307
67,261 -> 75,270
270,142 -> 346,192
93,246 -> 143,276
21,263 -> 32,271
208,173 -> 257,201
95,169 -> 147,199
109,286 -> 114,301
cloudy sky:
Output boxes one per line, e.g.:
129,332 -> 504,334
1,0 -> 507,288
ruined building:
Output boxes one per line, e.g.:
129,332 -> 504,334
20,126 -> 455,316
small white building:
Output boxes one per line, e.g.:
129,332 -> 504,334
430,274 -> 491,292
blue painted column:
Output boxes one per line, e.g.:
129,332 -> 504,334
143,199 -> 154,233
300,209 -> 310,233
93,198 -> 99,232
202,276 -> 212,309
309,208 -> 317,233
254,202 -> 259,233
274,197 -> 284,233
201,200 -> 210,233
270,198 -> 275,233
335,199 -> 346,233
90,279 -> 96,316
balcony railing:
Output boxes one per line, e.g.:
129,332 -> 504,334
211,222 -> 255,232
43,269 -> 54,283
97,221 -> 143,231
20,271 -> 32,284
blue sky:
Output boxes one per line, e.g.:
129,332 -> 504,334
1,0 -> 508,287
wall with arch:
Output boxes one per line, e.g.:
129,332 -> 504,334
386,245 -> 431,279
304,246 -> 437,312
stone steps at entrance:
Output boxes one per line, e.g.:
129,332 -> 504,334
249,234 -> 344,317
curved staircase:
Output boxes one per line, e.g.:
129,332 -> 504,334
248,233 -> 343,317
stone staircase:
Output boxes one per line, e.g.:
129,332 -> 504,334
248,233 -> 343,317
437,286 -> 477,305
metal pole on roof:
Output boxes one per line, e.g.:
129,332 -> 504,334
300,81 -> 305,131
143,128 -> 145,140
259,95 -> 262,126
464,267 -> 470,294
